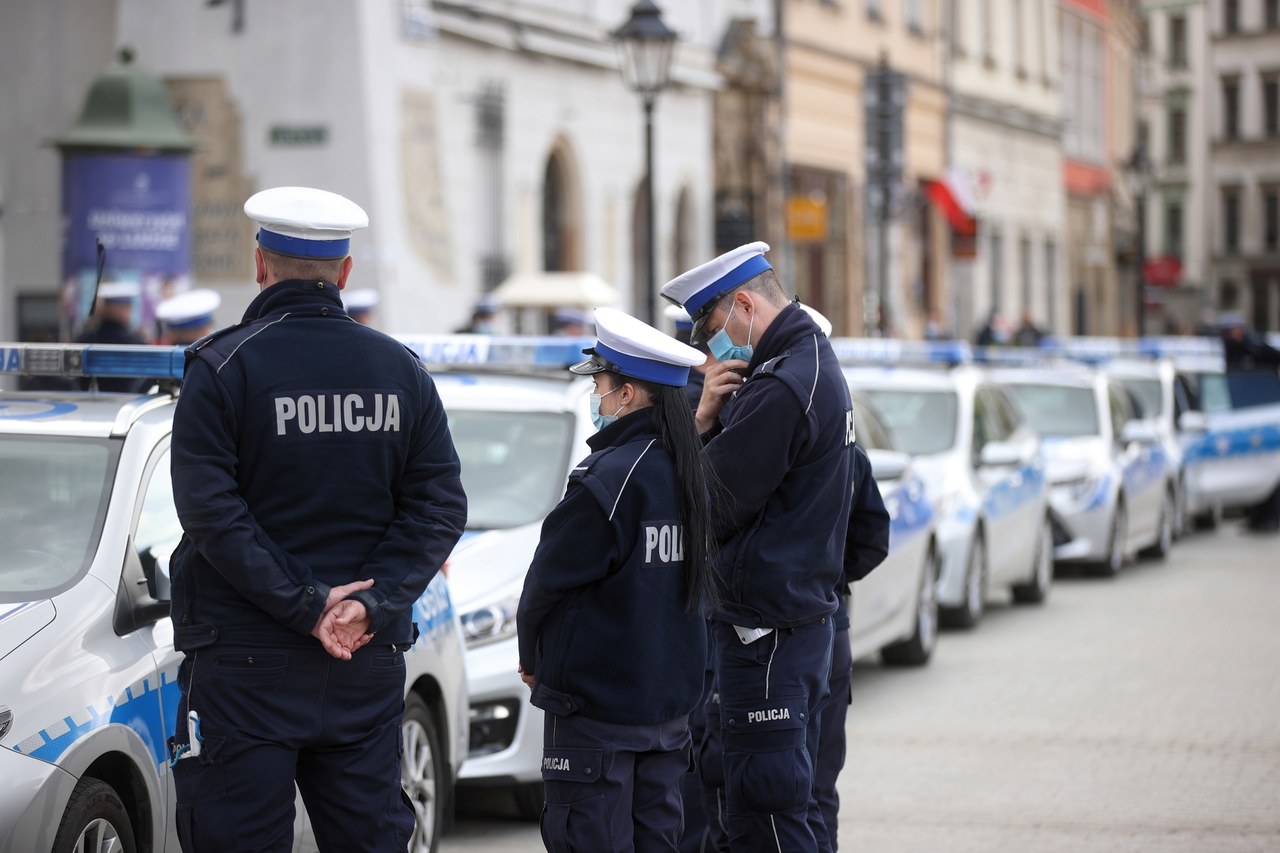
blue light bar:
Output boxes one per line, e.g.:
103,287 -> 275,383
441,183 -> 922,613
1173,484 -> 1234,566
395,335 -> 597,369
971,346 -> 1058,367
830,338 -> 971,366
0,343 -> 185,380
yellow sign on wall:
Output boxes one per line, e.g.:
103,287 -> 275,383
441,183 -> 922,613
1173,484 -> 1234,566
787,194 -> 829,243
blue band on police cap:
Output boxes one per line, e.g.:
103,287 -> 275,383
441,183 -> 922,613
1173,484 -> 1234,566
163,314 -> 214,331
595,342 -> 690,387
683,254 -> 773,318
257,229 -> 351,259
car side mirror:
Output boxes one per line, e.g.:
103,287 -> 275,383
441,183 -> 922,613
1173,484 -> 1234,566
1177,410 -> 1208,434
978,441 -> 1022,468
1121,420 -> 1159,445
867,448 -> 910,483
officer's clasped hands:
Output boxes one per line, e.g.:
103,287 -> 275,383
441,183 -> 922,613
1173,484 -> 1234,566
310,578 -> 376,660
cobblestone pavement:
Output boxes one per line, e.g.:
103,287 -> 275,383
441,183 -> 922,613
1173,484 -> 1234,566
443,523 -> 1280,852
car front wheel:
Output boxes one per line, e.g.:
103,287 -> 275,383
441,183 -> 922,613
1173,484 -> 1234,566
403,693 -> 446,853
882,545 -> 939,667
1012,517 -> 1053,604
53,777 -> 137,853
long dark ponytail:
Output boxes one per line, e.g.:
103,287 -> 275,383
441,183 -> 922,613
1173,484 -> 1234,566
631,378 -> 720,613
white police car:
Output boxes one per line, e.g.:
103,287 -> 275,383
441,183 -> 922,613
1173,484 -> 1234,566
991,366 -> 1175,575
848,392 -> 939,666
839,343 -> 1052,630
0,343 -> 467,853
396,335 -> 597,819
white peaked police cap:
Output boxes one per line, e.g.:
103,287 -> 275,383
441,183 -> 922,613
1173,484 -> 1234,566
660,241 -> 772,344
244,186 -> 369,260
156,289 -> 221,330
98,281 -> 141,303
663,303 -> 693,332
799,303 -> 833,337
570,307 -> 706,387
343,288 -> 380,314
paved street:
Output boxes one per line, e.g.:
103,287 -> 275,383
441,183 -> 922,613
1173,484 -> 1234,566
443,524 -> 1280,852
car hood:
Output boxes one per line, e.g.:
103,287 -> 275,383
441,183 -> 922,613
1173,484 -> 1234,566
1041,436 -> 1107,483
446,525 -> 542,610
0,600 -> 55,662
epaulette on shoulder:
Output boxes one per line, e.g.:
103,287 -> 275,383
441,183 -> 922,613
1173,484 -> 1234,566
750,352 -> 789,378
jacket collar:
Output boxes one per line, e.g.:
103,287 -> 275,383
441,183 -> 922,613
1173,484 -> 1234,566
587,407 -> 660,453
746,302 -> 822,370
241,279 -> 346,323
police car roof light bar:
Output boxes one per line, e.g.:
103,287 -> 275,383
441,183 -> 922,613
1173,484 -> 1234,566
0,343 -> 186,380
395,335 -> 598,371
829,338 -> 971,367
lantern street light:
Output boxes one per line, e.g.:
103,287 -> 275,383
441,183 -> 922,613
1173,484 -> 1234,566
613,0 -> 677,326
1125,142 -> 1153,337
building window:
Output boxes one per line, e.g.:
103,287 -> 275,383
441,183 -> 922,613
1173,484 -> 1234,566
1265,190 -> 1279,253
1223,78 -> 1240,140
1224,0 -> 1239,33
1045,240 -> 1057,331
1220,279 -> 1239,310
1165,200 -> 1183,257
866,0 -> 882,22
1168,106 -> 1187,164
1223,189 -> 1241,254
1169,15 -> 1187,68
905,0 -> 924,33
1265,77 -> 1280,137
990,227 -> 1004,311
981,0 -> 994,65
1268,0 -> 1279,29
1019,235 -> 1032,314
1013,0 -> 1025,77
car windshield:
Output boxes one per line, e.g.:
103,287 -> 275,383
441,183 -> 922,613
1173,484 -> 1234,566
0,436 -> 118,600
1125,378 -> 1163,417
1005,384 -> 1100,437
449,410 -> 574,530
860,389 -> 958,455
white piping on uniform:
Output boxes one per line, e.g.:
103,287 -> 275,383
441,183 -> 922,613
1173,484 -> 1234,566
609,439 -> 656,521
216,313 -> 293,373
770,814 -> 783,851
805,333 -> 819,414
764,631 -> 779,699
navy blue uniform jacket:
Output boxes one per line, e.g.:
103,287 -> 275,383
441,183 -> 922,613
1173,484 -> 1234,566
169,279 -> 467,649
835,443 -> 891,631
703,303 -> 856,629
517,409 -> 707,725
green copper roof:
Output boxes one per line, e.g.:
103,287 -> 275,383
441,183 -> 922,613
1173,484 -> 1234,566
55,49 -> 194,152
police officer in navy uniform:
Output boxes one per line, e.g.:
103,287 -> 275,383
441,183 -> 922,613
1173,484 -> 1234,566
666,303 -> 708,412
662,242 -> 856,853
76,281 -> 152,392
155,288 -> 221,346
516,307 -> 716,852
168,186 -> 467,852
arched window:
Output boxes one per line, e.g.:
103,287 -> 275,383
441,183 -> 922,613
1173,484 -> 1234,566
542,141 -> 582,271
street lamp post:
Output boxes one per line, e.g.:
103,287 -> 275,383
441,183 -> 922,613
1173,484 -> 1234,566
613,0 -> 676,326
1126,143 -> 1152,338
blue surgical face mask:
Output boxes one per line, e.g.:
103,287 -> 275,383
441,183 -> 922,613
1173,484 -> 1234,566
589,385 -> 625,430
707,300 -> 754,363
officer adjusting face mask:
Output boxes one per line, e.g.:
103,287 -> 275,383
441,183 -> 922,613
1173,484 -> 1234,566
707,297 -> 754,363
589,384 -> 627,431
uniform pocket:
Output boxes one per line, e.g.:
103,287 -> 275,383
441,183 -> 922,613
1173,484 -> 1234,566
540,746 -> 610,853
721,694 -> 811,814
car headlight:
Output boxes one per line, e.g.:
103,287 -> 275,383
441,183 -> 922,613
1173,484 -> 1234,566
1056,475 -> 1102,503
459,593 -> 520,649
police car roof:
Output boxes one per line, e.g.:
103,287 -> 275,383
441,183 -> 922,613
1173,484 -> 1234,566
987,367 -> 1099,389
0,390 -> 175,438
843,364 -> 973,393
432,370 -> 588,414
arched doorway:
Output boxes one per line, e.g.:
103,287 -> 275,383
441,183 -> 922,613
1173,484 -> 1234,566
542,140 -> 582,272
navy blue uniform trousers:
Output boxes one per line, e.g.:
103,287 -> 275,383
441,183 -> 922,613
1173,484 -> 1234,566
713,619 -> 834,853
173,642 -> 413,852
814,622 -> 853,851
540,712 -> 691,853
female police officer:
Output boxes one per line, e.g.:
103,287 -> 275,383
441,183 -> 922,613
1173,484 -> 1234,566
517,307 -> 716,852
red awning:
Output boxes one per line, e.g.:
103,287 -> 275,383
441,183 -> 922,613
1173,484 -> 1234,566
924,177 -> 977,237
